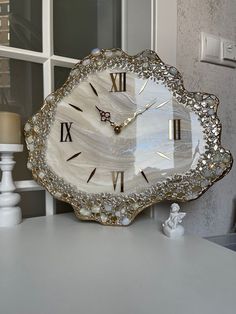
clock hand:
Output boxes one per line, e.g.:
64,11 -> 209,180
119,98 -> 158,128
90,82 -> 121,132
97,97 -> 157,134
95,105 -> 115,125
93,82 -> 171,135
90,83 -> 109,120
91,80 -> 140,134
91,82 -> 123,133
119,98 -> 171,129
95,105 -> 124,134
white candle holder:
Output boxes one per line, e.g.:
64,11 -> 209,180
0,144 -> 23,227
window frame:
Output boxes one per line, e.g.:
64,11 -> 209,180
0,0 -> 177,216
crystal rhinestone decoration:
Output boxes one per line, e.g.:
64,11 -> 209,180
25,49 -> 233,226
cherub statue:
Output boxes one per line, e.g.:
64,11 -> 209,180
162,203 -> 186,238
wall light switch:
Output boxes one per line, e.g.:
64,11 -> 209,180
201,32 -> 221,64
200,32 -> 236,68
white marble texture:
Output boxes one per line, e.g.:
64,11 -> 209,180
46,70 -> 205,195
154,0 -> 236,237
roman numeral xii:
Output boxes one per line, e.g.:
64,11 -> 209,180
110,72 -> 126,92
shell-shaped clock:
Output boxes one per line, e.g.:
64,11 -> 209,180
25,48 -> 233,226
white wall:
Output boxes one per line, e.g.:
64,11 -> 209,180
153,0 -> 236,237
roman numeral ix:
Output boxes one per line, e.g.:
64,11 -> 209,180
112,171 -> 124,192
110,72 -> 126,92
60,122 -> 73,142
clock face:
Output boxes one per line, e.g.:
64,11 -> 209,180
25,49 -> 232,226
45,69 -> 205,195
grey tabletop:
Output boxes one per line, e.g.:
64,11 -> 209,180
0,213 -> 236,314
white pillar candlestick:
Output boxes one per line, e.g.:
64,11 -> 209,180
0,144 -> 23,227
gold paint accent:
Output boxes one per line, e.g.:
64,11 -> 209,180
156,151 -> 171,160
138,79 -> 149,95
155,98 -> 171,109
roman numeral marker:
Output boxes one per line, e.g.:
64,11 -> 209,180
60,122 -> 73,142
110,73 -> 126,92
140,169 -> 149,183
68,103 -> 83,112
168,119 -> 181,140
112,171 -> 124,192
66,152 -> 81,162
87,168 -> 97,183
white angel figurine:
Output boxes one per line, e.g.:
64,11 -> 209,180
162,203 -> 186,238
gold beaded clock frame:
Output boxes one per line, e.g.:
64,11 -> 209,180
25,49 -> 233,226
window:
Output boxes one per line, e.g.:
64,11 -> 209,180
0,0 -> 176,218
0,0 -> 122,217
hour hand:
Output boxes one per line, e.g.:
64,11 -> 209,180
95,105 -> 121,134
90,83 -> 109,121
90,83 -> 113,124
95,105 -> 112,123
90,83 -> 121,134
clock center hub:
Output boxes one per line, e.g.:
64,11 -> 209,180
114,125 -> 121,134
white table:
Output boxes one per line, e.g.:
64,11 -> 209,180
0,213 -> 236,314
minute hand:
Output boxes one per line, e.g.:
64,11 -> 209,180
120,98 -> 171,128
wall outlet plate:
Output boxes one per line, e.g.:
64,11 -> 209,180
200,32 -> 236,68
222,39 -> 236,61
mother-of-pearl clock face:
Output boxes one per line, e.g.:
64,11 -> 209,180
46,70 -> 205,195
25,49 -> 232,226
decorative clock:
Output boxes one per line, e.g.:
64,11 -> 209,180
25,48 -> 233,226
